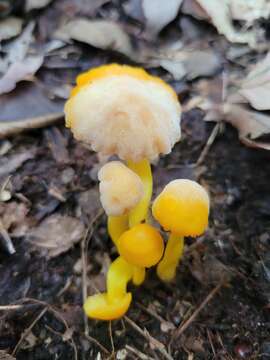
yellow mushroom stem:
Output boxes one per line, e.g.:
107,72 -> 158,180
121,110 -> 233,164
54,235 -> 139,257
127,159 -> 153,227
107,214 -> 128,248
157,234 -> 184,282
84,256 -> 134,320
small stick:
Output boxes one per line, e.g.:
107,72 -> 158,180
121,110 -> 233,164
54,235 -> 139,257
81,210 -> 103,336
171,281 -> 224,342
84,334 -> 110,355
126,344 -> 155,360
0,304 -> 23,311
124,316 -> 173,360
195,123 -> 220,166
108,321 -> 115,356
12,307 -> 47,355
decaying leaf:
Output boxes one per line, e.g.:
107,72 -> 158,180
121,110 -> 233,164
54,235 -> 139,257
55,19 -> 133,57
223,103 -> 270,150
0,55 -> 43,95
152,44 -> 220,80
182,0 -> 256,46
0,16 -> 23,41
230,0 -> 270,23
0,350 -> 16,360
25,0 -> 52,12
239,52 -> 270,111
0,148 -> 36,178
142,0 -> 183,35
28,214 -> 85,257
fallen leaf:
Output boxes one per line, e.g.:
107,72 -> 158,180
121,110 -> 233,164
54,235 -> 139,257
142,0 -> 183,35
0,201 -> 29,233
0,350 -> 16,360
223,103 -> 270,150
55,19 -> 133,57
0,16 -> 23,41
0,148 -> 36,178
28,214 -> 85,258
153,44 -> 220,80
4,21 -> 35,65
239,52 -> 270,111
0,55 -> 43,95
229,0 -> 270,23
182,0 -> 256,46
25,0 -> 52,11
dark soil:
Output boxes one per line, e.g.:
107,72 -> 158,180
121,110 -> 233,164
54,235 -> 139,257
0,117 -> 270,359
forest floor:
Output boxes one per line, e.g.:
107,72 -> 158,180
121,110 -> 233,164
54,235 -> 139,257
0,1 -> 270,359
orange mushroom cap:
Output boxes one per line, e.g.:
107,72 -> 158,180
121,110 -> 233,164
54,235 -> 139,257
152,179 -> 210,237
118,223 -> 164,268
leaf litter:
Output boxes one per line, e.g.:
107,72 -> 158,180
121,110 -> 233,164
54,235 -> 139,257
0,0 -> 270,359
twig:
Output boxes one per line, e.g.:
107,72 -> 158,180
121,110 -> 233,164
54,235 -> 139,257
136,302 -> 175,330
0,112 -> 63,138
195,123 -> 220,166
124,316 -> 173,360
108,321 -> 115,357
12,307 -> 47,355
81,210 -> 103,336
171,281 -> 224,342
0,219 -> 15,254
12,298 -> 78,360
0,304 -> 23,311
126,344 -> 155,360
84,334 -> 110,355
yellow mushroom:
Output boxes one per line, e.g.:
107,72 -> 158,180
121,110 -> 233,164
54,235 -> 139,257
84,224 -> 164,320
65,64 -> 181,231
98,161 -> 144,246
152,179 -> 210,282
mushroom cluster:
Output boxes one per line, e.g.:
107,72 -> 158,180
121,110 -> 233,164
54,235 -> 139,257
65,64 -> 210,320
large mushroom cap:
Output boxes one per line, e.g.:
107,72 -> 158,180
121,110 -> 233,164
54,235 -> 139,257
65,64 -> 181,162
98,161 -> 144,216
152,179 -> 210,237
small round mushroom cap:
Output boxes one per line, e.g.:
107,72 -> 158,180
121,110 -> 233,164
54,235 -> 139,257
98,161 -> 144,216
64,64 -> 181,162
118,223 -> 164,268
152,179 -> 210,237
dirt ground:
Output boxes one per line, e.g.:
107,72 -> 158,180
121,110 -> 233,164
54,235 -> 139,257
0,1 -> 270,359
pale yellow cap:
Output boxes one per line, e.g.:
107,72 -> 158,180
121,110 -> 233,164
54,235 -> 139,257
98,161 -> 144,216
65,64 -> 181,162
152,179 -> 210,237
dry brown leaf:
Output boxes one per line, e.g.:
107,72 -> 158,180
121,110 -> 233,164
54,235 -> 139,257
182,0 -> 256,46
28,214 -> 85,258
142,0 -> 183,35
0,17 -> 23,41
55,19 -> 133,57
239,52 -> 270,111
25,0 -> 52,11
223,103 -> 270,150
0,55 -> 43,95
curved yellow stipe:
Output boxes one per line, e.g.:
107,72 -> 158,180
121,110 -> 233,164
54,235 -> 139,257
157,234 -> 184,282
108,215 -> 128,247
132,266 -> 146,286
84,257 -> 133,320
70,63 -> 177,100
127,159 -> 152,227
107,256 -> 134,301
